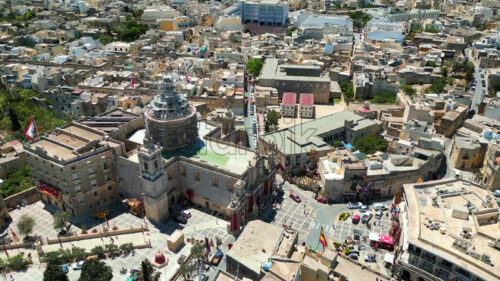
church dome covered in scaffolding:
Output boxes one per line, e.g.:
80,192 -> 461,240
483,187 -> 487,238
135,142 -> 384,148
144,73 -> 198,151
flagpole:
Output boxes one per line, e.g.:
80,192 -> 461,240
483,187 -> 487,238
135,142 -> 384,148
31,116 -> 40,140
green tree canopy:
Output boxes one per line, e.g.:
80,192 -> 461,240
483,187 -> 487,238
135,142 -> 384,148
464,61 -> 475,81
0,164 -> 32,197
339,80 -> 354,103
401,84 -> 416,96
265,110 -> 279,132
372,92 -> 397,104
353,135 -> 388,155
43,263 -> 69,281
441,67 -> 448,78
53,211 -> 69,233
347,11 -> 371,29
246,58 -> 263,77
90,246 -> 105,258
78,259 -> 113,281
8,254 -> 28,271
17,215 -> 35,238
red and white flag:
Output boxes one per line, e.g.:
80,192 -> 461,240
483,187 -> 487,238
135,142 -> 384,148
62,75 -> 67,83
24,117 -> 36,140
130,75 -> 135,88
185,74 -> 190,83
105,217 -> 109,229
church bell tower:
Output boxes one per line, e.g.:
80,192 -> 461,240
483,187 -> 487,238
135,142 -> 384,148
138,131 -> 170,223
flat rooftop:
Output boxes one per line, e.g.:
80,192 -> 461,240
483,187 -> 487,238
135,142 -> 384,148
227,220 -> 283,276
262,110 -> 381,156
25,123 -> 107,162
403,179 -> 500,281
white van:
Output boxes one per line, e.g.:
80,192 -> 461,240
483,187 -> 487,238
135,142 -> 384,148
373,203 -> 387,211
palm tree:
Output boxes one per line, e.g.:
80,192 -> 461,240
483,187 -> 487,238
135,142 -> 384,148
178,262 -> 192,280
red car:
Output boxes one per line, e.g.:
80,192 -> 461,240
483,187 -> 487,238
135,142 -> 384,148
352,214 -> 360,224
290,192 -> 301,203
316,195 -> 327,204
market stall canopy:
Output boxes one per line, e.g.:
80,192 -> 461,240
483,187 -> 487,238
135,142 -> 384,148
380,234 -> 393,245
384,253 -> 395,265
368,232 -> 379,241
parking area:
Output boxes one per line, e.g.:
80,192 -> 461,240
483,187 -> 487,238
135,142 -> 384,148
260,190 -> 315,239
330,207 -> 394,275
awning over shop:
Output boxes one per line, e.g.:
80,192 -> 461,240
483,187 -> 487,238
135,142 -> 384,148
380,234 -> 393,245
186,189 -> 194,199
384,253 -> 395,264
39,182 -> 59,199
368,232 -> 379,241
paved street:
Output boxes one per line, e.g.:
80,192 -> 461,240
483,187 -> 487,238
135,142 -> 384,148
260,189 -> 315,239
466,47 -> 484,111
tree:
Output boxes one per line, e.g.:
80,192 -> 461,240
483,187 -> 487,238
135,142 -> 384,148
401,84 -> 416,96
90,246 -> 105,259
285,26 -> 296,36
333,140 -> 344,148
347,11 -> 371,29
352,135 -> 388,155
72,247 -> 86,261
53,211 -> 69,233
464,61 -> 475,81
79,259 -> 113,281
425,61 -> 437,67
425,77 -> 447,94
43,263 -> 69,281
265,110 -> 279,132
441,67 -> 449,78
8,108 -> 21,132
339,80 -> 354,103
8,254 -> 28,271
119,243 -> 134,253
178,262 -> 192,280
42,251 -> 62,264
372,92 -> 397,104
17,215 -> 35,238
246,58 -> 263,77
105,244 -> 119,257
140,259 -> 154,281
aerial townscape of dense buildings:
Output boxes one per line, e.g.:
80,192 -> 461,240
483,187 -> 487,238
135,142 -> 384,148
0,0 -> 499,280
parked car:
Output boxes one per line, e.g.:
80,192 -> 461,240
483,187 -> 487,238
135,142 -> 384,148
290,192 -> 302,203
60,265 -> 69,274
373,203 -> 387,211
211,250 -> 224,265
72,261 -> 84,270
181,210 -> 191,218
175,215 -> 188,224
316,195 -> 327,204
195,274 -> 209,281
347,202 -> 362,209
361,212 -> 373,224
364,253 -> 376,262
375,210 -> 383,219
352,214 -> 360,224
494,190 -> 500,197
349,253 -> 358,260
360,205 -> 369,211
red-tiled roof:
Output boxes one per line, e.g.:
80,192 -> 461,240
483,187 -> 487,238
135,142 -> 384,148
282,92 -> 297,105
299,93 -> 314,106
